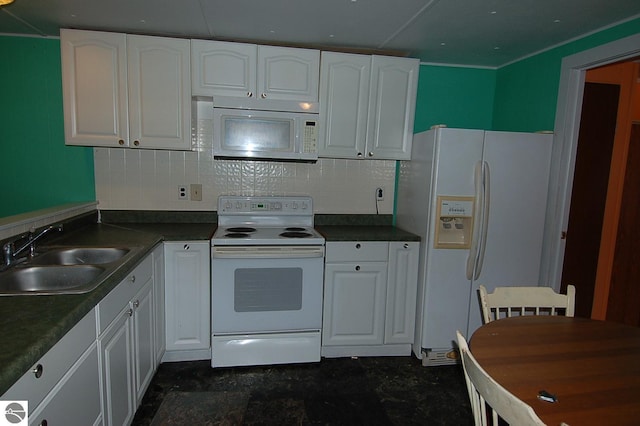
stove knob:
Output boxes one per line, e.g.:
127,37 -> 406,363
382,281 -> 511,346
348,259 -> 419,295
236,202 -> 242,210
292,202 -> 298,210
301,202 -> 308,210
224,202 -> 232,210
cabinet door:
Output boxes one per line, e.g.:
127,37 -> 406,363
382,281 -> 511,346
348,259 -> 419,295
152,244 -> 166,366
164,242 -> 211,351
367,56 -> 419,160
132,280 -> 154,405
100,308 -> 135,426
29,343 -> 102,426
322,262 -> 387,346
61,29 -> 129,147
318,52 -> 371,159
258,45 -> 320,103
191,39 -> 257,98
385,242 -> 419,344
127,35 -> 192,150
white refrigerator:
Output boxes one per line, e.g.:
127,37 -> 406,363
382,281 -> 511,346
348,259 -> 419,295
396,127 -> 552,365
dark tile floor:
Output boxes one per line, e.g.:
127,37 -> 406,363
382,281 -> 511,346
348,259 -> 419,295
132,356 -> 473,425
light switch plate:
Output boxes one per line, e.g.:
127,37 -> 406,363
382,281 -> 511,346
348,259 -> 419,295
190,184 -> 202,201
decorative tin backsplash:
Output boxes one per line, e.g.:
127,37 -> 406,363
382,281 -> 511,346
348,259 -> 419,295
94,100 -> 397,214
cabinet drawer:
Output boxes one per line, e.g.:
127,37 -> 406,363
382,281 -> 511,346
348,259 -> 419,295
29,343 -> 101,426
98,254 -> 152,334
325,242 -> 388,262
2,308 -> 97,409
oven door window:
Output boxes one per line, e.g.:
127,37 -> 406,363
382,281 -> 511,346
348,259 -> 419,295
234,268 -> 302,312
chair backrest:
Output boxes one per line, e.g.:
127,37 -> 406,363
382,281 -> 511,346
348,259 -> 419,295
456,331 -> 546,426
479,284 -> 576,324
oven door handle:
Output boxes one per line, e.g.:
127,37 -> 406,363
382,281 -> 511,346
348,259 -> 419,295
212,246 -> 325,259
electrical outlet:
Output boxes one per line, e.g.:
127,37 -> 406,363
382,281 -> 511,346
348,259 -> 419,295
190,183 -> 203,201
178,186 -> 188,200
376,187 -> 384,201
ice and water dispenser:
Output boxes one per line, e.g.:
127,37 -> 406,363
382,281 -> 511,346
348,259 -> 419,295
434,196 -> 474,249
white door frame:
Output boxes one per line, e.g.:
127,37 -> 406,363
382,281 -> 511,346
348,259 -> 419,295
540,33 -> 640,290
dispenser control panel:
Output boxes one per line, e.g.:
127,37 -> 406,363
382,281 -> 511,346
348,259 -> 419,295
435,196 -> 474,249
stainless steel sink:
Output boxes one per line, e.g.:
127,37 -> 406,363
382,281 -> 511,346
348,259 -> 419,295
0,265 -> 106,295
30,247 -> 130,266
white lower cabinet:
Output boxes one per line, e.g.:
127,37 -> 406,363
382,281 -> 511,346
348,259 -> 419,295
1,308 -> 100,426
163,241 -> 211,361
322,241 -> 418,357
30,343 -> 102,426
98,252 -> 155,426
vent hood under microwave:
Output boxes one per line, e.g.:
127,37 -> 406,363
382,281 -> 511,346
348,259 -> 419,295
212,108 -> 319,162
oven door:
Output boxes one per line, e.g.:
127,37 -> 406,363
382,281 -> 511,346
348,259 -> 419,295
211,245 -> 324,334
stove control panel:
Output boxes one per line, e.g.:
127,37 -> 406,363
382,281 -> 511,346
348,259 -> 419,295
218,196 -> 312,215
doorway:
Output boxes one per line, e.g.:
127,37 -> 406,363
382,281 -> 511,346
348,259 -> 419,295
542,33 -> 640,322
560,82 -> 619,318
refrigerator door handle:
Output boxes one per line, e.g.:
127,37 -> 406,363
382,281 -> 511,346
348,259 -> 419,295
466,161 -> 484,280
474,161 -> 490,280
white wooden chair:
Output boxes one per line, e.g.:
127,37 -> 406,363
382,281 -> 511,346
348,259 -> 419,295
479,285 -> 576,324
456,331 -> 546,426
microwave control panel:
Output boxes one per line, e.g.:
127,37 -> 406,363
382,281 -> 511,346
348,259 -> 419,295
302,121 -> 318,153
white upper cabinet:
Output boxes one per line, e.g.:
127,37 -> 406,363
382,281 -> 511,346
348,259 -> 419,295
126,35 -> 192,150
61,29 -> 192,150
318,52 -> 371,159
191,40 -> 320,111
61,30 -> 129,148
319,52 -> 419,160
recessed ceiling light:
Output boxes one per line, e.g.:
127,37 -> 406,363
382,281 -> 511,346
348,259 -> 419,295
494,46 -> 500,50
554,19 -> 561,23
139,19 -> 146,24
269,30 -> 276,34
440,42 -> 446,46
329,34 -> 335,38
490,11 -> 497,15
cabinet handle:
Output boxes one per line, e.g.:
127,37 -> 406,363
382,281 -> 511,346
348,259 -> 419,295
247,91 -> 253,98
368,152 -> 374,157
33,364 -> 43,378
130,275 -> 136,283
134,140 -> 140,146
183,244 -> 190,250
118,139 -> 125,146
127,308 -> 133,317
355,265 -> 360,271
133,300 -> 140,308
355,243 -> 361,249
261,93 -> 267,99
39,420 -> 48,426
357,152 -> 363,158
404,243 -> 409,249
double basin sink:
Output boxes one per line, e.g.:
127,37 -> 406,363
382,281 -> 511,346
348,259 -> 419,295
0,247 -> 138,296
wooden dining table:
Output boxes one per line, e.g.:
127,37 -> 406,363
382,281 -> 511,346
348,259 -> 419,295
470,315 -> 640,426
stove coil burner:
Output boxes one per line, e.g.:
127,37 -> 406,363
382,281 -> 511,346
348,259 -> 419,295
285,227 -> 307,232
224,232 -> 251,238
280,231 -> 313,238
226,227 -> 257,233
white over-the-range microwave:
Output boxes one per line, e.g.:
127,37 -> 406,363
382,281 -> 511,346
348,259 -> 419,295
212,107 -> 319,162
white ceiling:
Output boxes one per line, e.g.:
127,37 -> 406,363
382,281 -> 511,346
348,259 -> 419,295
1,0 -> 639,67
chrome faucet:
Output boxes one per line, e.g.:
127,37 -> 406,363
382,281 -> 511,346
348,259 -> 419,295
2,224 -> 64,268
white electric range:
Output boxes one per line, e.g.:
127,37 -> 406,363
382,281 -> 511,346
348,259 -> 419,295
210,195 -> 325,368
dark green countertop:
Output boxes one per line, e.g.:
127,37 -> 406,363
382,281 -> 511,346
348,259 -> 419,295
0,220 -> 216,396
316,225 -> 420,242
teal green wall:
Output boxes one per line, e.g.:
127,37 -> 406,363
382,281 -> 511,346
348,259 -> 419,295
0,36 -> 95,219
493,17 -> 640,132
414,65 -> 496,132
